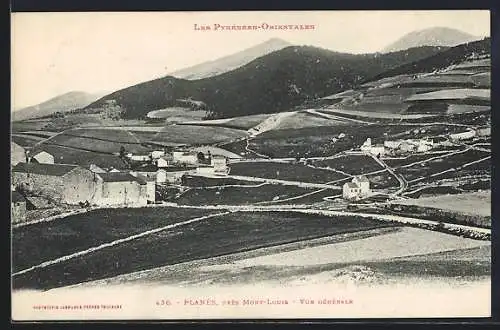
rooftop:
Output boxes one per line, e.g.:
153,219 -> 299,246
12,162 -> 79,177
98,172 -> 147,185
355,175 -> 369,182
158,166 -> 196,172
345,182 -> 359,188
33,150 -> 53,156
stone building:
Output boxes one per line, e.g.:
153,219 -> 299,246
11,162 -> 98,205
93,172 -> 148,206
342,176 -> 371,201
11,190 -> 26,224
130,171 -> 157,203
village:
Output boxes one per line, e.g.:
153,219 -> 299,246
10,122 -> 490,224
10,143 -> 231,224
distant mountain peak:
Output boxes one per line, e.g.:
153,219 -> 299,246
382,27 -> 480,53
12,91 -> 107,121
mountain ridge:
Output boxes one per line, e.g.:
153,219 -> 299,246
83,44 -> 447,119
170,38 -> 292,80
12,91 -> 107,121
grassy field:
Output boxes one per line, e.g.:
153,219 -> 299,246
365,170 -> 400,189
249,124 -> 415,158
152,125 -> 248,145
11,119 -> 53,133
28,145 -> 128,169
403,186 -> 465,198
175,184 -> 316,205
218,140 -> 248,157
393,191 -> 491,217
270,188 -> 342,205
181,175 -> 265,187
272,112 -> 350,130
396,149 -> 490,182
179,114 -> 273,130
12,207 -> 212,273
11,135 -> 45,148
228,161 -> 348,183
12,211 -> 394,290
312,154 -> 383,175
447,104 -> 490,114
383,154 -> 439,168
39,128 -> 150,154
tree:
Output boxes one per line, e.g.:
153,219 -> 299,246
197,152 -> 206,163
119,146 -> 126,158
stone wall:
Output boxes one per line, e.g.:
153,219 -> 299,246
94,181 -> 147,206
62,168 -> 99,204
12,172 -> 65,203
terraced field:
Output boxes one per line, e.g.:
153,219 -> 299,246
12,207 -> 212,273
38,128 -> 150,154
12,211 -> 394,290
228,161 -> 349,183
175,184 -> 317,205
152,125 -> 248,145
11,134 -> 44,148
312,155 -> 383,176
29,145 -> 128,169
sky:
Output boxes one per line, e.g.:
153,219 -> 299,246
11,10 -> 490,109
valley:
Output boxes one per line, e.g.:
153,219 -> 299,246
11,31 -> 491,293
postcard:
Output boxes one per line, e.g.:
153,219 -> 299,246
10,10 -> 491,320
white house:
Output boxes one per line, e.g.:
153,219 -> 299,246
360,138 -> 372,152
151,150 -> 165,159
476,127 -> 491,137
159,166 -> 196,184
130,172 -> 156,203
156,169 -> 167,184
172,151 -> 198,165
196,165 -> 216,176
129,154 -> 151,162
211,155 -> 229,175
416,140 -> 433,153
399,141 -> 416,153
450,130 -> 476,141
369,145 -> 385,156
342,176 -> 371,201
93,172 -> 148,207
343,182 -> 361,200
31,151 -> 55,164
360,138 -> 385,156
157,154 -> 174,168
352,175 -> 370,195
384,140 -> 402,149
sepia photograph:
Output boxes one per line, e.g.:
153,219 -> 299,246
10,10 -> 491,320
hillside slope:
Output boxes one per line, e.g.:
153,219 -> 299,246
83,45 -> 446,119
12,91 -> 107,121
383,27 -> 480,53
170,38 -> 292,80
321,39 -> 490,117
369,38 -> 490,83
